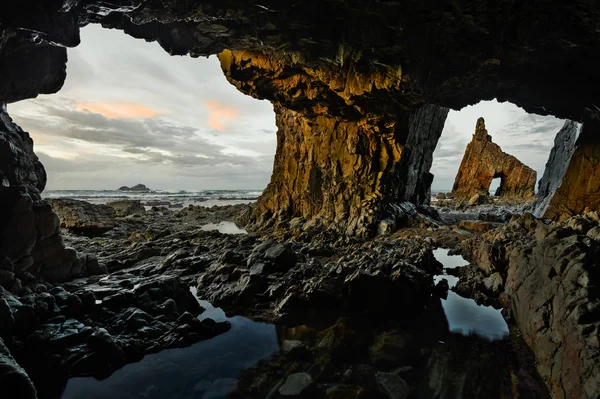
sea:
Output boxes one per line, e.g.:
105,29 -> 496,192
43,189 -> 262,208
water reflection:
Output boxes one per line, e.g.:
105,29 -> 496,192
61,289 -> 277,399
432,248 -> 509,341
200,221 -> 247,235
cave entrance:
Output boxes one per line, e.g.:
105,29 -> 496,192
431,99 -> 566,199
490,176 -> 503,196
7,24 -> 277,206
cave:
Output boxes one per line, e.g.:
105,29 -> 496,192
1,2 -> 600,399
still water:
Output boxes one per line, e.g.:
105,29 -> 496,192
62,291 -> 277,399
432,248 -> 509,341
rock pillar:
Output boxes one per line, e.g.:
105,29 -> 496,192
219,51 -> 448,236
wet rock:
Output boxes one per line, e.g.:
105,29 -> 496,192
282,340 -> 308,357
48,198 -> 116,236
278,372 -> 316,398
107,200 -> 146,217
369,331 -> 416,371
452,118 -> 536,199
264,243 -> 297,270
458,220 -> 494,232
434,279 -> 449,299
0,337 -> 37,399
375,372 -> 410,399
483,272 -> 503,294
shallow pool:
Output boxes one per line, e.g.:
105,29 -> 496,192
432,248 -> 509,341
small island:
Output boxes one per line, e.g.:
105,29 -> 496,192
117,183 -> 151,192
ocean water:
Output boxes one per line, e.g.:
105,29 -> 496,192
43,189 -> 262,207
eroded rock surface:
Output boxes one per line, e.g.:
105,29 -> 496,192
452,118 -> 537,199
0,108 -> 89,289
533,120 -> 581,218
461,212 -> 600,398
541,121 -> 600,221
47,199 -> 116,236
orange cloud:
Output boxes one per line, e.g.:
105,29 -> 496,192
205,101 -> 238,131
76,102 -> 161,119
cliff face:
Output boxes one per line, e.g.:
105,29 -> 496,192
542,121 -> 600,220
451,118 -> 537,199
220,51 -> 448,235
0,107 -> 91,291
534,121 -> 582,218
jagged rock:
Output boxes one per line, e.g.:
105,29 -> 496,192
533,120 -> 581,218
47,198 -> 115,236
106,200 -> 146,217
461,213 -> 600,398
278,372 -> 315,398
452,118 -> 537,199
375,372 -> 410,399
0,337 -> 37,399
539,120 -> 600,221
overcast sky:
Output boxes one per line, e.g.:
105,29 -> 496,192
8,25 -> 565,192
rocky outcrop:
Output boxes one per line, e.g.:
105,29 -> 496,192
451,118 -> 537,199
0,108 -> 86,289
534,120 -> 581,218
461,213 -> 600,398
0,337 -> 36,399
220,51 -> 448,236
107,200 -> 146,217
47,199 -> 116,236
538,120 -> 600,221
118,184 -> 150,192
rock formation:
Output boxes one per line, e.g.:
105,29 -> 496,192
219,50 -> 449,236
461,213 -> 600,398
118,184 -> 150,192
451,118 -> 537,199
0,108 -> 91,288
536,120 -> 600,220
47,199 -> 116,236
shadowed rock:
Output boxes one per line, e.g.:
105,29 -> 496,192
451,118 -> 537,199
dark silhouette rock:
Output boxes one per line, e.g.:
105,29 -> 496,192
452,118 -> 537,199
118,184 -> 150,192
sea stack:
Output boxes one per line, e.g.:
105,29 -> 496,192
451,118 -> 537,199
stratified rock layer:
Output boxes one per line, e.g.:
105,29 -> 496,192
452,118 -> 537,199
220,51 -> 449,236
534,120 -> 581,218
461,213 -> 600,399
541,120 -> 600,221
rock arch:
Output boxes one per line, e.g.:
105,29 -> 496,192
451,117 -> 537,200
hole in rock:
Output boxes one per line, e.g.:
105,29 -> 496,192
431,99 -> 566,199
489,176 -> 502,196
8,24 -> 277,209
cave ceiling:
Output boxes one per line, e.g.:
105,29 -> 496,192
0,0 -> 599,123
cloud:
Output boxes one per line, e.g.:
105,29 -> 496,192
204,101 -> 238,131
75,102 -> 162,119
430,100 -> 566,190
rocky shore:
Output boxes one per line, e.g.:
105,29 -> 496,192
2,194 -> 597,398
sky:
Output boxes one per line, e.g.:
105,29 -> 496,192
8,25 -> 277,191
7,25 -> 565,192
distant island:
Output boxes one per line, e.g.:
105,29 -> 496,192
117,184 -> 151,192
